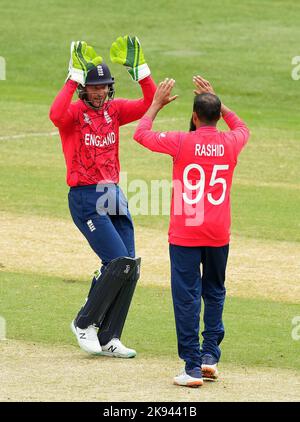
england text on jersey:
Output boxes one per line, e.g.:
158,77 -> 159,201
84,132 -> 116,148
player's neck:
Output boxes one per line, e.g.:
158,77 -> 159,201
198,122 -> 217,129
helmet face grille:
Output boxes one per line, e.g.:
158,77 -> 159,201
77,85 -> 86,101
76,61 -> 115,109
108,85 -> 115,100
76,84 -> 115,109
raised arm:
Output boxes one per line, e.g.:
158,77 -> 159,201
134,116 -> 181,157
49,80 -> 77,128
114,76 -> 156,126
110,35 -> 156,126
193,75 -> 250,155
133,78 -> 180,157
49,41 -> 103,128
221,107 -> 250,154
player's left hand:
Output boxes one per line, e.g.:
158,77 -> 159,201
153,78 -> 178,108
193,75 -> 215,95
110,35 -> 150,82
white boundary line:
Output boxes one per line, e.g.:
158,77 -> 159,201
0,131 -> 59,141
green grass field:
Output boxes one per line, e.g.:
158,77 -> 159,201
0,0 -> 300,401
1,271 -> 299,370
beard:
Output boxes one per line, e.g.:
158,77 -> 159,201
189,116 -> 196,132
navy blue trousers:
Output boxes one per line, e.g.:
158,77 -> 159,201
169,244 -> 229,371
68,184 -> 135,266
68,184 -> 135,342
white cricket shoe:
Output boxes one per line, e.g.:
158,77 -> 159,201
173,369 -> 203,388
71,320 -> 102,355
100,338 -> 137,358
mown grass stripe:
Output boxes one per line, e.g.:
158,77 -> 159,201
0,270 -> 299,370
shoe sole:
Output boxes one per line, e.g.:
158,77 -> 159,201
98,351 -> 136,359
174,380 -> 203,388
202,367 -> 218,380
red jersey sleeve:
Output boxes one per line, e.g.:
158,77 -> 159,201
49,80 -> 77,128
114,76 -> 156,126
222,111 -> 250,157
134,115 -> 181,158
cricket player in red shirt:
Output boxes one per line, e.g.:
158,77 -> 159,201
49,38 -> 156,357
134,77 -> 250,387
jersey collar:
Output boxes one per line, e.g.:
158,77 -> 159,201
196,126 -> 218,132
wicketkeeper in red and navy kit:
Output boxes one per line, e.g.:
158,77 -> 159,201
49,37 -> 156,358
134,76 -> 250,386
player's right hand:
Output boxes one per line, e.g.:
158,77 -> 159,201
153,78 -> 178,108
193,75 -> 215,95
67,41 -> 103,86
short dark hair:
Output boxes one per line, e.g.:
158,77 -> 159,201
193,93 -> 221,124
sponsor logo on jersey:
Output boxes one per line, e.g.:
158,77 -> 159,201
84,132 -> 116,148
83,113 -> 92,125
104,111 -> 112,124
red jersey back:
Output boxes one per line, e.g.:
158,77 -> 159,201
134,112 -> 250,247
